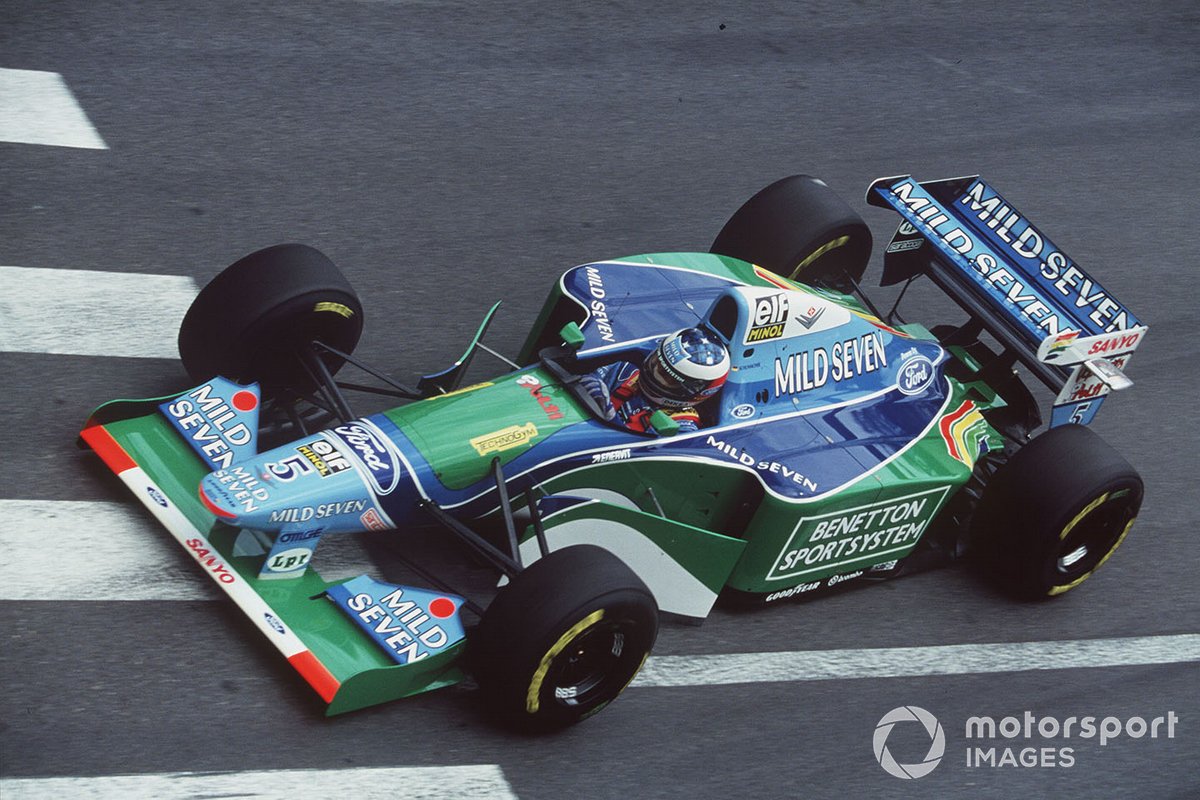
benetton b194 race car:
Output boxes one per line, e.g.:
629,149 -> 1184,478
80,173 -> 1146,730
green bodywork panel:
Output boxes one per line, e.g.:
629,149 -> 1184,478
529,499 -> 747,600
207,523 -> 468,716
526,377 -> 1001,594
382,367 -> 587,490
105,414 -> 214,530
539,458 -> 763,537
731,381 -> 999,591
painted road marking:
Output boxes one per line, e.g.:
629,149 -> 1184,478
5,498 -> 1197,687
633,633 -> 1200,687
0,266 -> 196,358
0,68 -> 108,149
0,500 -> 372,601
0,765 -> 519,800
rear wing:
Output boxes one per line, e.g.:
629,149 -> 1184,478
866,174 -> 1147,427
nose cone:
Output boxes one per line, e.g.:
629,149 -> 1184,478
198,425 -> 410,535
199,463 -> 271,522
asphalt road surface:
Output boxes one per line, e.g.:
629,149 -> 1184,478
2,2 -> 1197,798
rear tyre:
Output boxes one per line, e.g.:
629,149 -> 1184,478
711,175 -> 873,292
972,425 -> 1142,600
471,545 -> 658,732
178,244 -> 364,397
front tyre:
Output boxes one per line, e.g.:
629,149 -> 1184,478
471,545 -> 658,732
973,425 -> 1143,600
178,243 -> 364,397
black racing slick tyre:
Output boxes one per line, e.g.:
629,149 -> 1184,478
972,424 -> 1143,600
178,244 -> 363,397
711,175 -> 873,292
471,545 -> 658,732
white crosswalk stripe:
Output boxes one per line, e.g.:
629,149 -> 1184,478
0,266 -> 196,358
633,633 -> 1200,687
0,765 -> 519,800
0,68 -> 108,149
0,499 -> 373,601
5,496 -> 1196,691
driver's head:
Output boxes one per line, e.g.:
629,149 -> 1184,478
640,327 -> 730,408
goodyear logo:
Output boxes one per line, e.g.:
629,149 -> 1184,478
470,423 -> 538,456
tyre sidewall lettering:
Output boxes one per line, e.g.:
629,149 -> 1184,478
525,609 -> 606,715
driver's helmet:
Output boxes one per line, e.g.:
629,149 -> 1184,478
639,327 -> 730,408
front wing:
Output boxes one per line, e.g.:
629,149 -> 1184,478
80,408 -> 466,715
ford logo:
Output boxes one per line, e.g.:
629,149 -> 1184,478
898,355 -> 935,396
327,421 -> 403,496
731,403 -> 756,420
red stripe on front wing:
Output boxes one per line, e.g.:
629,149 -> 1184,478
288,651 -> 341,703
198,486 -> 237,519
80,425 -> 137,474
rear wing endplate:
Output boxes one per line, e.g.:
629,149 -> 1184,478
867,174 -> 1147,427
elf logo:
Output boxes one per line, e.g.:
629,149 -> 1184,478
747,293 -> 790,342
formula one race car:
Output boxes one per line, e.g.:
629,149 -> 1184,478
80,173 -> 1147,730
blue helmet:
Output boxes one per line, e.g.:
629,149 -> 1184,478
640,327 -> 730,408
